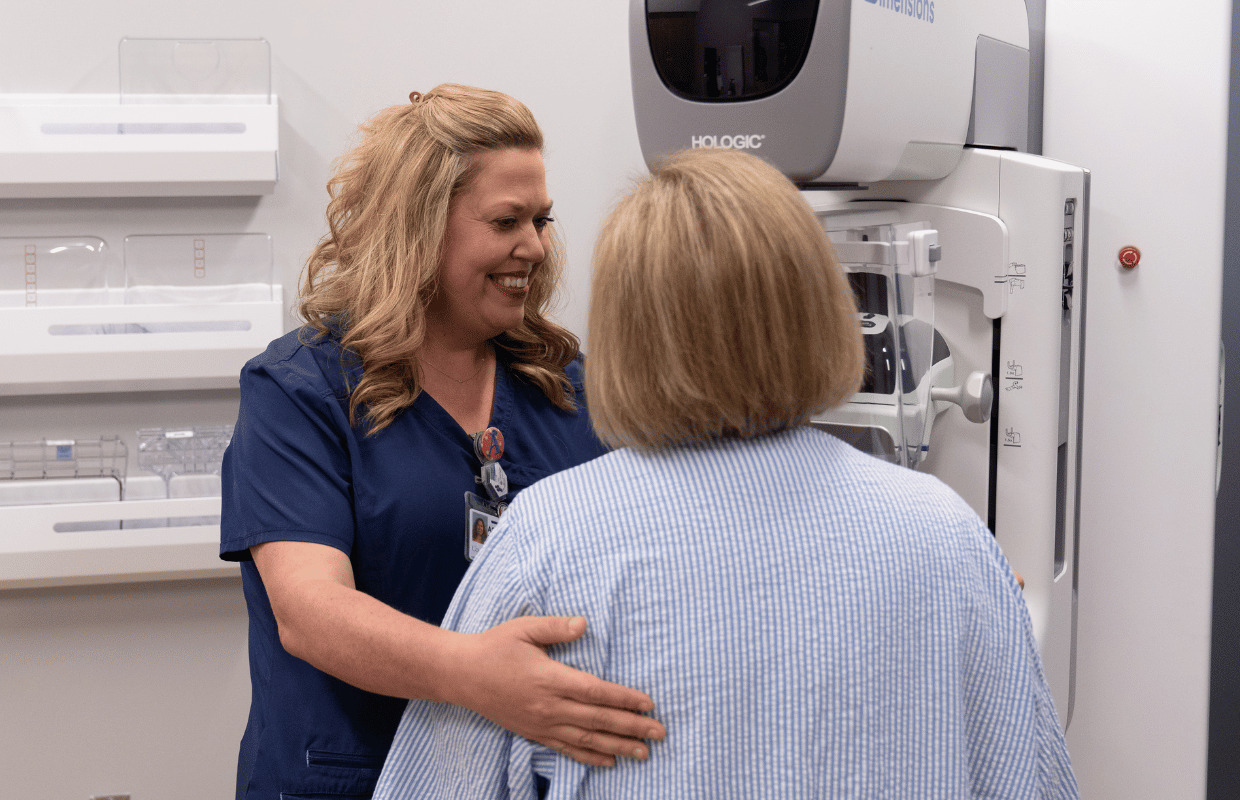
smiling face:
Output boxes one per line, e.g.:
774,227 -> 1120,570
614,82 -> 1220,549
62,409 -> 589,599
428,147 -> 554,347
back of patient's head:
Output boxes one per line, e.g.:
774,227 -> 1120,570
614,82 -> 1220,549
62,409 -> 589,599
586,147 -> 864,451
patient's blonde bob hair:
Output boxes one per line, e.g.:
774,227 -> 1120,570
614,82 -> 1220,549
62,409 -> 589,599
586,148 -> 864,450
298,84 -> 578,435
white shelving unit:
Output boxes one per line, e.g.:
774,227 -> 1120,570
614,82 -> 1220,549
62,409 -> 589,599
0,38 -> 278,198
0,94 -> 279,197
3,288 -> 283,395
0,496 -> 235,590
0,39 -> 279,589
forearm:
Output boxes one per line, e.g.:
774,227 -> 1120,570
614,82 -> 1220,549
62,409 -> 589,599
254,538 -> 466,703
256,540 -> 663,765
274,575 -> 462,701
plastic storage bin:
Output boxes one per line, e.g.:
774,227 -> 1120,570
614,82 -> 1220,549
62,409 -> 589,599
0,434 -> 235,589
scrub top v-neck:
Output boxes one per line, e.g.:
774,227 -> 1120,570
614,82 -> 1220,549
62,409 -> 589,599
220,326 -> 608,800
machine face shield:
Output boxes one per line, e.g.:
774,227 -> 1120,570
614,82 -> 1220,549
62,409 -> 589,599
812,218 -> 946,469
644,0 -> 820,103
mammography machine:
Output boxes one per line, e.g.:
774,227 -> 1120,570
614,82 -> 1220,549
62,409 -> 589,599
630,0 -> 1087,725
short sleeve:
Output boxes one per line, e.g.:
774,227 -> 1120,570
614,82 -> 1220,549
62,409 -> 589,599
219,353 -> 358,561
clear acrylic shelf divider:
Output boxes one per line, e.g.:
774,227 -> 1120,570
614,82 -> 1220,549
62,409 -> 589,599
119,38 -> 272,104
0,237 -> 114,309
123,233 -> 274,306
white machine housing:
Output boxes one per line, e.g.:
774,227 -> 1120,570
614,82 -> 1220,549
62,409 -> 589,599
630,0 -> 1031,183
805,149 -> 1088,723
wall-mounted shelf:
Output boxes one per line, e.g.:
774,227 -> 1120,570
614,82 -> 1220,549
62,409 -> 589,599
2,291 -> 283,395
0,38 -> 278,197
0,40 -> 273,589
0,94 -> 279,197
0,437 -> 234,589
0,495 -> 234,589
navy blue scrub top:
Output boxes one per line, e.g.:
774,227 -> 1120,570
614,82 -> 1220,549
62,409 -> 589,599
220,326 -> 608,800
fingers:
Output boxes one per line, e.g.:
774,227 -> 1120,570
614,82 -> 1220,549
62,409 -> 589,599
510,616 -> 662,713
536,652 -> 666,736
550,662 -> 657,714
537,724 -> 655,766
517,701 -> 660,764
513,615 -> 588,647
552,728 -> 651,762
473,616 -> 667,769
514,662 -> 666,757
515,674 -> 664,742
539,738 -> 618,768
578,697 -> 665,741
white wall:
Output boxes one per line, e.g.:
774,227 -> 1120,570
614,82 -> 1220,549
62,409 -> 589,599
0,2 -> 650,798
1044,1 -> 1228,798
0,578 -> 251,799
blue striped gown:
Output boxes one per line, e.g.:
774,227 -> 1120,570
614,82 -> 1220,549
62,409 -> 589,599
374,426 -> 1078,799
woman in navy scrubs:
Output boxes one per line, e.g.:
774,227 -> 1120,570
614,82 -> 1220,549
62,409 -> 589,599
219,84 -> 665,800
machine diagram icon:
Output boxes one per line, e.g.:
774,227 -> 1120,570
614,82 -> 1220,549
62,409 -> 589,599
1004,360 -> 1024,392
995,262 -> 1027,294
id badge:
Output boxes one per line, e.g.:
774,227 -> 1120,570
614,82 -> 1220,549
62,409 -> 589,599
464,492 -> 506,561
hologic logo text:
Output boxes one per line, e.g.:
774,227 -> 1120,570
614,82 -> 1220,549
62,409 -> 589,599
865,0 -> 935,24
690,134 -> 766,150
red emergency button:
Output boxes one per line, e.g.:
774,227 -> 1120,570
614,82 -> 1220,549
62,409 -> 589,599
1118,245 -> 1141,269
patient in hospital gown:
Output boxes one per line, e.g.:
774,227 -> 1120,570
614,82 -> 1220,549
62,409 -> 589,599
373,148 -> 1079,800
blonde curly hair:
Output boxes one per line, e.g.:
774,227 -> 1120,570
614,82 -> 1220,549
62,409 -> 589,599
298,84 -> 579,434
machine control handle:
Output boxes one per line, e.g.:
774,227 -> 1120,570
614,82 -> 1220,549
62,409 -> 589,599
931,371 -> 994,423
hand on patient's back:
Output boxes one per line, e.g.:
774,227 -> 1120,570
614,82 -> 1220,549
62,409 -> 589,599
453,615 -> 666,767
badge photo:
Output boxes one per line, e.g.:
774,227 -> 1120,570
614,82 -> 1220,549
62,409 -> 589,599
463,492 -> 500,561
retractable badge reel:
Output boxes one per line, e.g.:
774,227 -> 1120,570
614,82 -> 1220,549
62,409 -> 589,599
463,426 -> 508,561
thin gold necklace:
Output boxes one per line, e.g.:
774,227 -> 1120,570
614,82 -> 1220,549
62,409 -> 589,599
421,353 -> 489,384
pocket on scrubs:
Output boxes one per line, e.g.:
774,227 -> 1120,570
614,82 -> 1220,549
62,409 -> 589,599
305,750 -> 384,771
279,749 -> 384,799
